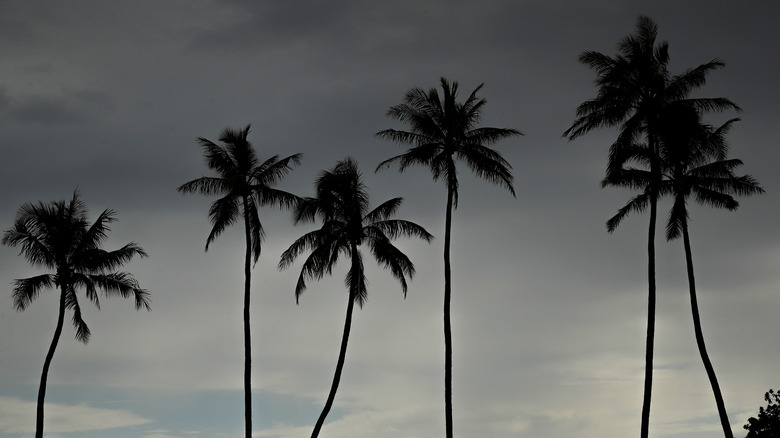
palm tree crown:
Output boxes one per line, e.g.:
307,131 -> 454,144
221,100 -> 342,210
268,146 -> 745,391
376,77 -> 520,207
177,124 -> 302,260
280,157 -> 432,304
279,157 -> 432,438
565,15 -> 738,179
655,106 -> 764,238
2,191 -> 150,341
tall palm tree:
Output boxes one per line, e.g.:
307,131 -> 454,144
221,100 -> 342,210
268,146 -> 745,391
563,16 -> 738,438
279,157 -> 432,438
1,191 -> 150,438
657,106 -> 763,438
177,125 -> 302,438
376,77 -> 519,438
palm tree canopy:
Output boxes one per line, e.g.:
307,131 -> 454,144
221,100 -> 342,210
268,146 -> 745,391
564,15 -> 739,179
2,191 -> 150,343
279,157 -> 432,306
177,124 -> 302,262
376,77 -> 520,208
654,105 -> 765,240
603,104 -> 765,235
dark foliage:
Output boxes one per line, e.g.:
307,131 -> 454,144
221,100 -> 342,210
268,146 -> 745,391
745,390 -> 780,438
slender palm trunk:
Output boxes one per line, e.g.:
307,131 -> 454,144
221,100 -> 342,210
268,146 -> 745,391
681,220 -> 733,438
640,191 -> 657,438
311,255 -> 358,438
444,184 -> 454,438
242,200 -> 253,438
35,285 -> 67,438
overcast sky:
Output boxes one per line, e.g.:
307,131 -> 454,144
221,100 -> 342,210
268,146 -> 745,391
1,1 -> 778,438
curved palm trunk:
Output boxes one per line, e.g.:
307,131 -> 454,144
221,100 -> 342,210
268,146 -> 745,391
640,192 -> 658,438
35,285 -> 67,438
242,200 -> 253,438
681,219 -> 733,438
310,259 -> 358,438
444,184 -> 454,438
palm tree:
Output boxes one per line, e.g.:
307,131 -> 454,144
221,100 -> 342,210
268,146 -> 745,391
563,16 -> 738,438
1,191 -> 150,438
375,77 -> 519,438
279,157 -> 432,438
656,105 -> 763,438
177,125 -> 302,438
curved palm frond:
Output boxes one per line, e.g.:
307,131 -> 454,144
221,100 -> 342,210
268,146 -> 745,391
11,275 -> 55,311
177,176 -> 233,196
606,192 -> 650,233
65,288 -> 91,343
363,198 -> 403,223
205,194 -> 240,250
365,232 -> 416,295
345,249 -> 368,306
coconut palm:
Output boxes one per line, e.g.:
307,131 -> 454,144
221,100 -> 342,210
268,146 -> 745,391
376,77 -> 519,438
279,157 -> 432,438
657,106 -> 763,438
563,16 -> 738,438
1,191 -> 150,438
177,125 -> 301,438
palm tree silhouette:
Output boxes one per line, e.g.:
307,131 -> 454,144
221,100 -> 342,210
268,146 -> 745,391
177,125 -> 302,438
563,16 -> 737,438
376,77 -> 519,438
1,191 -> 150,438
279,157 -> 432,438
657,105 -> 763,438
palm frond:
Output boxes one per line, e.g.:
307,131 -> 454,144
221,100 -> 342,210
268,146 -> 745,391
466,127 -> 522,145
75,242 -> 147,273
11,275 -> 54,311
364,198 -> 403,223
87,272 -> 151,311
177,177 -> 232,196
606,192 -> 650,233
77,272 -> 101,310
291,238 -> 339,301
243,196 -> 265,263
690,186 -> 739,211
64,288 -> 91,343
2,203 -> 57,268
76,208 -> 116,254
665,195 -> 689,240
365,220 -> 433,242
254,153 -> 303,187
205,194 -> 240,250
366,233 -> 414,296
345,249 -> 367,307
198,137 -> 236,179
279,229 -> 327,270
602,167 -> 654,190
666,61 -> 727,101
457,144 -> 515,197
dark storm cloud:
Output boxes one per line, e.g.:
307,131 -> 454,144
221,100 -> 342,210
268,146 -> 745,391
7,93 -> 110,126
